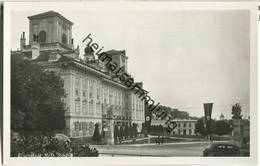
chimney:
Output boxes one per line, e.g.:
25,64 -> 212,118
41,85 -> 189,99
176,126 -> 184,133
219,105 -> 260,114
20,32 -> 26,50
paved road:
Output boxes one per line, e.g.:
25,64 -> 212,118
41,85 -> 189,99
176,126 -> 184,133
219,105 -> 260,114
92,141 -> 227,157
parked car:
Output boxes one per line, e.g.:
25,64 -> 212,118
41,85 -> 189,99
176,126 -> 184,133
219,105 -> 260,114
239,143 -> 250,156
203,142 -> 240,156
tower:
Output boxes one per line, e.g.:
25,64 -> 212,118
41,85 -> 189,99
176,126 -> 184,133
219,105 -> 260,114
220,113 -> 225,120
27,11 -> 74,51
104,50 -> 128,72
20,32 -> 26,50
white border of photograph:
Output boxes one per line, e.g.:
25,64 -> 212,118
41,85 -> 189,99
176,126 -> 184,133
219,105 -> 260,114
3,1 -> 258,165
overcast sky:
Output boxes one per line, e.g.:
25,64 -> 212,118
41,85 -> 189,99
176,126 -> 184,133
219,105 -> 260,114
10,4 -> 250,119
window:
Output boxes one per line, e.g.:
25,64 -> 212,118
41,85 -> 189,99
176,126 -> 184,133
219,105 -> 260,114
109,93 -> 112,104
39,31 -> 46,43
62,33 -> 67,44
104,87 -> 108,104
109,89 -> 113,104
89,102 -> 94,115
75,90 -> 79,96
118,92 -> 121,105
85,122 -> 89,134
96,103 -> 100,116
82,79 -> 88,90
114,92 -> 117,105
184,123 -> 186,128
82,101 -> 87,115
89,80 -> 94,98
189,123 -> 192,127
79,122 -> 82,131
96,84 -> 100,100
75,78 -> 80,87
75,100 -> 80,112
82,79 -> 88,99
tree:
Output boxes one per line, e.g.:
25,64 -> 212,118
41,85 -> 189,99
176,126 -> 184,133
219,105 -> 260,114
213,120 -> 231,136
141,123 -> 148,135
114,125 -> 119,142
11,54 -> 66,133
232,103 -> 242,119
132,123 -> 138,137
124,124 -> 130,139
195,118 -> 206,135
119,126 -> 124,140
92,123 -> 101,142
129,124 -> 133,138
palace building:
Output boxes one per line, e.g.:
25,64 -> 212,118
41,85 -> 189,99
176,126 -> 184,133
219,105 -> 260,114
151,118 -> 197,135
11,11 -> 146,138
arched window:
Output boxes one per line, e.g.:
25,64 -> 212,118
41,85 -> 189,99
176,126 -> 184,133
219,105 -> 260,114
62,33 -> 67,44
38,31 -> 46,43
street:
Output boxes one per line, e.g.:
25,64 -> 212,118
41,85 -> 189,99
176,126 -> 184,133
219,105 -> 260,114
92,141 -> 227,157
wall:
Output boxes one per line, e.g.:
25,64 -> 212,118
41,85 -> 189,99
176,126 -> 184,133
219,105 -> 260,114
59,63 -> 145,137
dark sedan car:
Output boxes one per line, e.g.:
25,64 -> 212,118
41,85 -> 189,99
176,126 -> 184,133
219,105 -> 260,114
203,143 -> 240,156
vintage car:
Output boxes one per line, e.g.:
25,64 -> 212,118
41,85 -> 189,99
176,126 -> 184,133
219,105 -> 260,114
203,142 -> 240,156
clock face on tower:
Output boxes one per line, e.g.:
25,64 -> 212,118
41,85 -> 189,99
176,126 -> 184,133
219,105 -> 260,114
146,116 -> 150,122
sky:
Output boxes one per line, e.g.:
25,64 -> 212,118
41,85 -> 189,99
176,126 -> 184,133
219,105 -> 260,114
10,4 -> 250,119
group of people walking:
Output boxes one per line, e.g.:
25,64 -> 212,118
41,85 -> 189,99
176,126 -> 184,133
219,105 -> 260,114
155,136 -> 165,145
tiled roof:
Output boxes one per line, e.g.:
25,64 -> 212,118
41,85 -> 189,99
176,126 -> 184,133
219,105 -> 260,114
11,51 -> 32,59
28,11 -> 73,25
104,49 -> 125,56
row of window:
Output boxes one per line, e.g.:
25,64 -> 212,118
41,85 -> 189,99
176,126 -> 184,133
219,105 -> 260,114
132,94 -> 144,111
177,123 -> 195,128
136,110 -> 144,120
74,77 -> 141,110
32,31 -> 67,44
176,129 -> 193,135
75,100 -> 100,116
73,121 -> 96,132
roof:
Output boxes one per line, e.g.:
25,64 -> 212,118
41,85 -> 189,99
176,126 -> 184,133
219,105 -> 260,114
172,119 -> 197,122
32,50 -> 77,62
11,50 -> 32,59
28,11 -> 73,25
104,49 -> 126,56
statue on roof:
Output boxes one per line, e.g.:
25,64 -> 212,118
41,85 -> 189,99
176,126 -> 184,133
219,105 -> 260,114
83,44 -> 95,61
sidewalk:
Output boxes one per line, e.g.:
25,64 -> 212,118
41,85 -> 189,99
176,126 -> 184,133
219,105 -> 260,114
121,135 -> 205,144
118,140 -> 229,147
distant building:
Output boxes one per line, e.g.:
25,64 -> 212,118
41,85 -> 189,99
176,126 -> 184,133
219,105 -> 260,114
151,118 -> 197,135
11,11 -> 146,138
171,119 -> 197,135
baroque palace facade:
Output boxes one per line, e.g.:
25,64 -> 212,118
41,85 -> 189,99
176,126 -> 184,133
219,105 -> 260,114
11,11 -> 145,138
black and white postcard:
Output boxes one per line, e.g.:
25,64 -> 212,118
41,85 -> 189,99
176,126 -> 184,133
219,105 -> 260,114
2,1 -> 258,165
